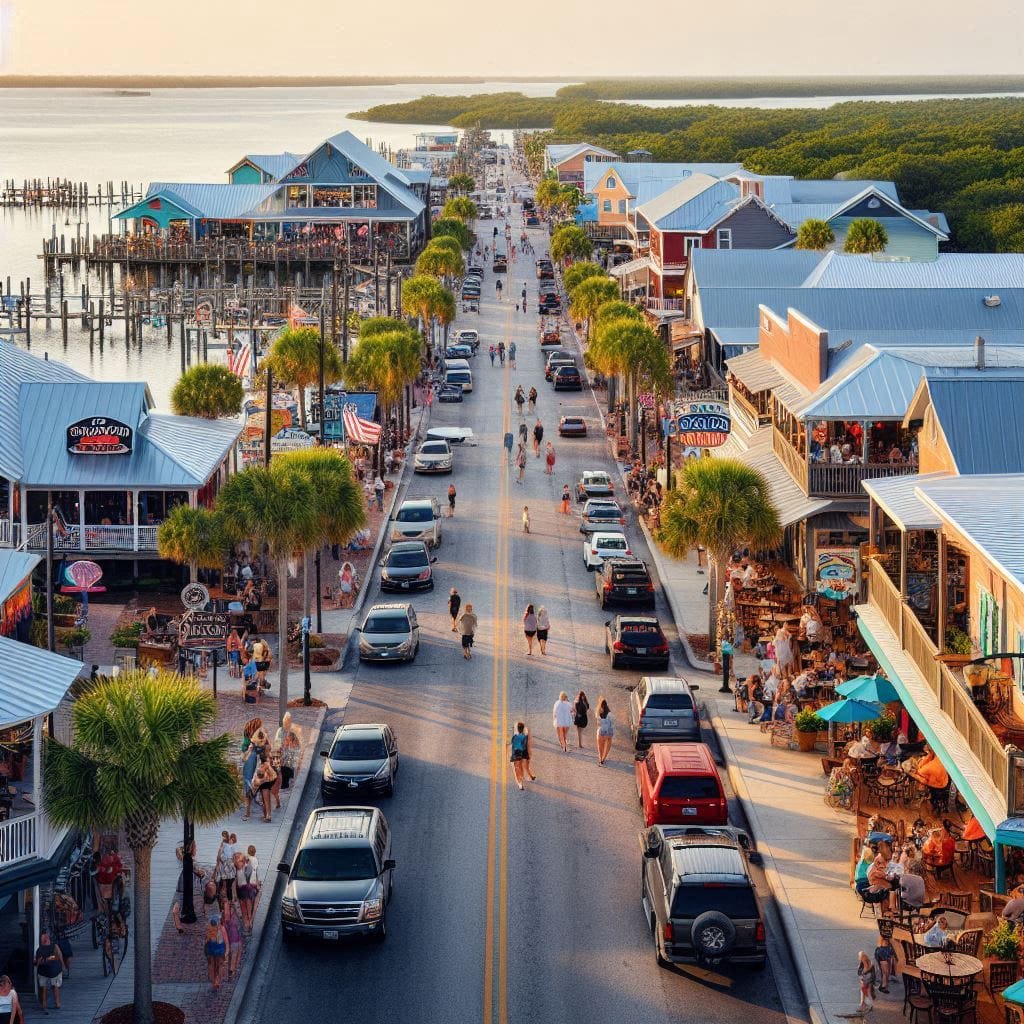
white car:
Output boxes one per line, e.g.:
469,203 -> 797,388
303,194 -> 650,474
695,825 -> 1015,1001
413,439 -> 453,474
426,426 -> 476,446
583,530 -> 632,570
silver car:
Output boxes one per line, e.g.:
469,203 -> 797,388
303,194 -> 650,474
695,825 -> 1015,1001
413,439 -> 453,474
357,603 -> 419,663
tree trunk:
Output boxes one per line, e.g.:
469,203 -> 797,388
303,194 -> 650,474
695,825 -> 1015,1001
302,549 -> 311,620
627,372 -> 638,449
131,843 -> 155,1024
277,555 -> 289,721
298,385 -> 307,430
189,560 -> 197,584
606,373 -> 617,416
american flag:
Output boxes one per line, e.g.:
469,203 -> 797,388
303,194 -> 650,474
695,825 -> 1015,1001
227,343 -> 251,380
342,405 -> 382,445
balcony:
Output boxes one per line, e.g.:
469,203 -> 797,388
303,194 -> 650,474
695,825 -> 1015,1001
646,297 -> 687,311
20,523 -> 160,553
808,461 -> 919,498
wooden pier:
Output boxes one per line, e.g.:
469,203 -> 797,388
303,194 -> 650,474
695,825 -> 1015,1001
1,178 -> 143,210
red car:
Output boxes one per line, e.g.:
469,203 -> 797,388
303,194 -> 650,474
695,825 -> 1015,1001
634,743 -> 728,827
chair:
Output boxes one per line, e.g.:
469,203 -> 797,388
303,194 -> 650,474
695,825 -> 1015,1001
931,990 -> 977,1024
928,857 -> 958,885
877,917 -> 895,940
858,887 -> 885,918
903,974 -> 932,1023
953,928 -> 982,957
941,891 -> 973,914
1006,1006 -> 1024,1024
989,960 -> 1021,999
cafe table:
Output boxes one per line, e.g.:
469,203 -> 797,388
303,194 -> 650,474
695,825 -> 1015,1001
916,951 -> 984,985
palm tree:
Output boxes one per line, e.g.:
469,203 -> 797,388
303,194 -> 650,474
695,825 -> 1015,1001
551,225 -> 593,264
346,330 -> 421,432
157,504 -> 226,583
401,274 -> 449,355
535,177 -> 564,216
431,217 -> 472,251
448,173 -> 474,194
568,276 -> 619,340
170,363 -> 245,419
265,327 -> 344,430
563,261 -> 606,295
416,239 -> 465,282
217,462 -> 319,718
44,671 -> 240,1024
843,218 -> 889,254
795,218 -> 836,250
358,315 -> 404,339
659,459 -> 781,644
441,196 -> 478,223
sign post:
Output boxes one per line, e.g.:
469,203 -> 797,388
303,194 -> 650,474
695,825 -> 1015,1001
302,615 -> 313,706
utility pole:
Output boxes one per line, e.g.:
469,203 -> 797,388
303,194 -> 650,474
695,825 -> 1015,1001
341,265 -> 350,362
264,368 -> 273,468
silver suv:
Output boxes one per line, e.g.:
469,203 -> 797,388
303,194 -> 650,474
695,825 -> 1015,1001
628,676 -> 700,749
278,806 -> 394,945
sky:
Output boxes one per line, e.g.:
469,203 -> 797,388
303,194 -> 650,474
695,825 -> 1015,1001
2,0 -> 1022,77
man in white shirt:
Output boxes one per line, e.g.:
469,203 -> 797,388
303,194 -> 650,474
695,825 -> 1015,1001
742,563 -> 756,587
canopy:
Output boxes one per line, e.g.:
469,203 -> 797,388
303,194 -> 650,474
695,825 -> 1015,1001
815,698 -> 883,723
1000,978 -> 1024,1005
836,674 -> 901,704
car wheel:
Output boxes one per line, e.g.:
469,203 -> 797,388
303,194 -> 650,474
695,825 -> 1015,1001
611,656 -> 621,670
691,911 -> 737,960
751,958 -> 768,972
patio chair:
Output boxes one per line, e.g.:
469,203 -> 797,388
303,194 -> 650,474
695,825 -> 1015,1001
877,917 -> 895,940
1006,1005 -> 1024,1024
940,891 -> 973,914
858,886 -> 886,918
902,975 -> 933,1024
928,856 -> 958,885
953,928 -> 982,957
931,990 -> 977,1024
989,959 -> 1021,999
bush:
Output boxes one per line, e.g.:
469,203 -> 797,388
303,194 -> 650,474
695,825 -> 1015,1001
309,648 -> 339,667
794,709 -> 826,733
59,627 -> 91,650
983,919 -> 1021,961
945,627 -> 973,655
110,622 -> 145,649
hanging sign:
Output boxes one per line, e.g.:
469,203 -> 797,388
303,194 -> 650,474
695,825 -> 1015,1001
179,610 -> 228,650
181,582 -> 210,610
66,417 -> 134,455
271,427 -> 315,453
815,547 -> 860,600
664,401 -> 731,448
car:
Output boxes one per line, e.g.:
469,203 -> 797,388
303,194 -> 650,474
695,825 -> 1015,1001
558,415 -> 587,437
537,260 -> 554,280
464,269 -> 484,279
538,298 -> 561,314
454,329 -> 480,352
461,287 -> 481,301
605,614 -> 670,669
437,384 -> 464,403
357,604 -> 420,664
580,498 -> 626,534
413,439 -> 453,474
379,540 -> 437,592
444,344 -> 473,360
539,321 -> 562,346
391,497 -> 443,547
634,743 -> 727,826
627,676 -> 701,749
576,470 -> 614,501
538,280 -> 558,294
553,366 -> 583,390
426,426 -> 475,445
278,806 -> 394,944
444,366 -> 473,392
526,214 -> 540,226
320,723 -> 400,798
595,558 -> 655,609
582,530 -> 632,570
544,348 -> 573,364
545,356 -> 576,382
640,827 -> 766,968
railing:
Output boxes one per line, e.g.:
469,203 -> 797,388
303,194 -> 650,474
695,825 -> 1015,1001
0,813 -> 38,868
772,427 -> 809,492
729,389 -> 762,433
0,519 -> 9,546
646,298 -> 686,311
23,523 -> 160,552
868,561 -> 903,638
807,461 -> 919,498
138,525 -> 159,550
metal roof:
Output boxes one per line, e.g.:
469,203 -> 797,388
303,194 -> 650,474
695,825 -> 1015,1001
117,183 -> 279,221
726,349 -> 808,407
801,251 -> 1024,290
609,255 -> 652,277
316,131 -> 424,216
692,250 -> 823,290
0,550 -> 40,604
142,414 -> 242,481
926,377 -> 1024,475
635,174 -> 737,232
545,142 -> 618,166
582,160 -> 743,195
793,350 -> 927,419
860,473 -> 948,530
227,153 -> 301,180
0,636 -> 82,726
788,179 -> 900,204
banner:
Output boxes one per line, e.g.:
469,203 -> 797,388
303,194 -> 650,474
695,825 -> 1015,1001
179,611 -> 228,650
814,547 -> 860,600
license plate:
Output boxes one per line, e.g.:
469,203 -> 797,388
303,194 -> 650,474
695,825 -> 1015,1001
401,581 -> 410,589
636,648 -> 647,655
323,930 -> 339,940
627,588 -> 637,595
663,719 -> 679,727
682,807 -> 697,816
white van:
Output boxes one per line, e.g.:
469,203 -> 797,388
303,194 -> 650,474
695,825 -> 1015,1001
391,496 -> 443,548
445,367 -> 474,393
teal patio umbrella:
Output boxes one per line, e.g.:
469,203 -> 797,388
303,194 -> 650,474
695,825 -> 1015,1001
1000,978 -> 1024,1005
815,698 -> 883,723
836,674 -> 901,705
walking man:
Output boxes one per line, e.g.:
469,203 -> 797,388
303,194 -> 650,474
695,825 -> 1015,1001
533,419 -> 543,456
459,603 -> 478,660
498,341 -> 506,366
495,279 -> 503,301
447,483 -> 456,517
528,386 -> 537,415
489,344 -> 496,366
373,474 -> 386,512
516,444 -> 527,484
509,341 -> 517,369
503,430 -> 514,469
448,588 -> 461,632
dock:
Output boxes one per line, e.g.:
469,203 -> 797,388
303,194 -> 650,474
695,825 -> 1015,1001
1,178 -> 143,210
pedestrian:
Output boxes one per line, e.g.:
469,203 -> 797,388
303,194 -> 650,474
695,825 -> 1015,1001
516,444 -> 527,484
223,900 -> 243,980
503,430 -> 514,468
522,299 -> 527,315
518,421 -> 528,446
522,506 -> 531,534
459,603 -> 478,660
214,829 -> 237,902
573,689 -> 591,749
373,474 -> 386,512
238,845 -> 260,930
514,385 -> 525,415
553,691 -> 574,752
274,712 -> 301,790
521,285 -> 527,303
560,485 -> 572,514
241,742 -> 259,820
227,628 -> 243,678
34,933 -> 64,1012
496,279 -> 503,300
596,696 -> 614,764
498,341 -> 506,365
533,419 -> 543,456
528,386 -> 537,414
447,482 -> 456,517
545,442 -> 556,474
251,636 -> 271,694
204,913 -> 229,991
509,341 -> 517,368
489,344 -> 496,366
857,950 -> 876,1013
874,934 -> 895,994
509,721 -> 533,790
536,605 -> 550,654
0,975 -> 24,1024
449,587 -> 462,632
523,603 -> 538,654
252,752 -> 277,823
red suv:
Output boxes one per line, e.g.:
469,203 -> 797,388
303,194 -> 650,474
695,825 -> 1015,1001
635,743 -> 728,827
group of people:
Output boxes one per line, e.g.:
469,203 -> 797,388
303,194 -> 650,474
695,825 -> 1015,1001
239,713 -> 302,823
226,629 -> 273,704
448,589 -> 479,660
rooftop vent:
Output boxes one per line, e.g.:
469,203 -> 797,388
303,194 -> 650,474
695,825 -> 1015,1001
867,198 -> 881,209
984,295 -> 1001,307
975,335 -> 986,371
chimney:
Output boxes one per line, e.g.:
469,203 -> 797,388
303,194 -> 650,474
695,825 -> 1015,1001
975,335 -> 986,370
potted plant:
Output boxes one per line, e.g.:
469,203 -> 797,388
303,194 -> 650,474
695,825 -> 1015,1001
795,709 -> 826,752
938,627 -> 976,668
867,712 -> 897,744
110,622 -> 144,657
983,919 -> 1021,968
59,626 -> 91,657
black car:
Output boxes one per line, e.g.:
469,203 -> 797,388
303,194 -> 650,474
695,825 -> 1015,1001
437,384 -> 464,403
320,723 -> 399,799
553,366 -> 583,390
379,540 -> 437,592
595,558 -> 655,610
537,260 -> 555,280
605,615 -> 670,670
538,299 -> 561,314
545,357 -> 575,381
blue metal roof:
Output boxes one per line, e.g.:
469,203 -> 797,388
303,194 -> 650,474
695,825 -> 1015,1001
926,377 -> 1024,475
242,153 -> 301,179
788,179 -> 900,204
794,350 -> 927,419
582,160 -> 744,195
116,183 -> 279,222
0,550 -> 40,606
0,635 -> 82,725
860,473 -> 948,531
691,249 -> 823,290
802,251 -> 1024,289
546,143 -> 618,166
636,175 -> 739,231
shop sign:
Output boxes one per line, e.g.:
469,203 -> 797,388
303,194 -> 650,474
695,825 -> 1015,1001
66,417 -> 134,455
179,610 -> 228,650
271,428 -> 315,453
665,401 -> 731,448
815,547 -> 860,600
180,582 -> 210,610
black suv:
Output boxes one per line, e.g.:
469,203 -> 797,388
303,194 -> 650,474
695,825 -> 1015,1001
536,260 -> 555,280
640,826 -> 766,969
595,558 -> 655,609
552,366 -> 583,390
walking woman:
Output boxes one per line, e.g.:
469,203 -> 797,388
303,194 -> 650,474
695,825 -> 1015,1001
447,483 -> 456,517
573,690 -> 590,749
0,975 -> 24,1024
222,900 -> 243,980
536,605 -> 550,654
532,419 -> 544,456
544,442 -> 556,475
528,386 -> 537,415
514,385 -> 525,416
596,696 -> 614,765
204,913 -> 229,991
560,485 -> 572,515
516,444 -> 527,484
449,587 -> 462,632
553,691 -> 574,752
523,604 -> 538,655
509,722 -> 532,791
252,753 -> 277,823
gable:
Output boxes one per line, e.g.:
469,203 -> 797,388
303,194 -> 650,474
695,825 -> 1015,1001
710,199 -> 795,248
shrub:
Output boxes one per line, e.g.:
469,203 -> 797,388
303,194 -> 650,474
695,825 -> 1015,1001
983,919 -> 1020,960
60,627 -> 91,650
110,622 -> 145,649
795,709 -> 826,733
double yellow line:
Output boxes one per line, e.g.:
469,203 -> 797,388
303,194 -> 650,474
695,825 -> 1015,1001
483,306 -> 513,1024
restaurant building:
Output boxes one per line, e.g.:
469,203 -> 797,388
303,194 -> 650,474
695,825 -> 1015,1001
0,342 -> 241,571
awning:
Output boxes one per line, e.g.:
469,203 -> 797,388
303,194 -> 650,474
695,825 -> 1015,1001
610,255 -> 651,278
996,818 -> 1024,850
726,349 -> 808,409
0,829 -> 80,900
0,636 -> 82,725
861,474 -> 948,531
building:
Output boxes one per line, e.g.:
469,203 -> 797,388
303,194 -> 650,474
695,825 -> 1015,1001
116,130 -> 431,262
0,342 -> 241,568
543,143 -> 618,185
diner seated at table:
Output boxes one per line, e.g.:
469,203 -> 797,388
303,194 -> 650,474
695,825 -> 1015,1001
866,841 -> 895,899
910,746 -> 949,793
1001,886 -> 1024,923
899,860 -> 928,910
792,669 -> 816,698
922,915 -> 951,948
879,733 -> 905,765
847,734 -> 881,759
961,808 -> 985,842
922,821 -> 956,868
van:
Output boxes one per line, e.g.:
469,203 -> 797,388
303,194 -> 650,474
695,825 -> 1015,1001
635,743 -> 727,827
390,497 -> 443,547
445,368 -> 474,393
492,248 -> 507,273
442,356 -> 470,375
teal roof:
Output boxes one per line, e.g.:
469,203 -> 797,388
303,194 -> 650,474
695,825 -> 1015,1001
635,175 -> 739,232
691,249 -> 823,289
0,550 -> 40,605
0,635 -> 82,725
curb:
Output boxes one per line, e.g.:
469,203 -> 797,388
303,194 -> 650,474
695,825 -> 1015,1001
706,699 -> 826,1024
222,704 -> 327,1024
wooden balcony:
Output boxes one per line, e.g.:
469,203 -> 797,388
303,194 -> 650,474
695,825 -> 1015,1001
19,523 -> 160,553
772,427 -> 808,492
808,460 -> 919,498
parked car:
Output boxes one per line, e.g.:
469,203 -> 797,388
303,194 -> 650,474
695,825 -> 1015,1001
426,426 -> 475,445
278,806 -> 394,944
413,439 -> 453,474
627,675 -> 701,749
538,296 -> 561,314
539,322 -> 562,346
582,529 -> 631,570
558,415 -> 587,437
444,367 -> 473,393
594,558 -> 655,609
605,614 -> 670,669
552,365 -> 583,390
357,603 -> 420,664
444,343 -> 474,360
537,260 -> 555,280
579,498 -> 626,534
437,384 -> 464,403
379,540 -> 436,592
635,743 -> 727,827
454,329 -> 480,352
526,214 -> 540,226
576,471 -> 614,501
391,497 -> 442,547
320,723 -> 400,799
640,827 -> 766,968
545,356 -> 576,382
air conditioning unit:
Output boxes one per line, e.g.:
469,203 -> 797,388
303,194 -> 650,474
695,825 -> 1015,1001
984,295 -> 1001,307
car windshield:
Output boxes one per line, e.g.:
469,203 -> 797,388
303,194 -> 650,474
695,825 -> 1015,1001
586,475 -> 610,485
598,538 -> 627,550
670,884 -> 757,920
591,508 -> 620,518
421,443 -> 448,454
330,738 -> 388,760
397,507 -> 432,523
564,419 -> 583,426
292,847 -> 379,882
646,693 -> 694,710
363,616 -> 409,634
388,551 -> 427,568
660,777 -> 719,799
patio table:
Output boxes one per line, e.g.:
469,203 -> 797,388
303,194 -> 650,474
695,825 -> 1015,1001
917,951 -> 984,982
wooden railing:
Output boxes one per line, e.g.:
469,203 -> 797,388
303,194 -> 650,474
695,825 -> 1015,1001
646,297 -> 686,311
0,813 -> 39,868
868,561 -> 903,637
772,427 -> 809,492
729,389 -> 762,434
808,461 -> 919,498
24,523 -> 160,552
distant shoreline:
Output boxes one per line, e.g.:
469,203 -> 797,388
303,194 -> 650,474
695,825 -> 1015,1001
0,75 -> 578,89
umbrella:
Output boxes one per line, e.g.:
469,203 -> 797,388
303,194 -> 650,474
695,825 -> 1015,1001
836,674 -> 901,704
814,698 -> 884,724
1002,979 -> 1024,1006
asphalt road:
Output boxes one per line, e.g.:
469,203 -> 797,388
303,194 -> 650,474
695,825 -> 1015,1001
243,153 -> 804,1024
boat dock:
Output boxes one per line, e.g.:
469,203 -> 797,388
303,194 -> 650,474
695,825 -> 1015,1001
1,178 -> 143,210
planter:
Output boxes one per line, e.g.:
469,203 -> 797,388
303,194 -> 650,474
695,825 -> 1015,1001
54,614 -> 78,628
796,730 -> 818,752
288,648 -> 341,673
936,652 -> 973,669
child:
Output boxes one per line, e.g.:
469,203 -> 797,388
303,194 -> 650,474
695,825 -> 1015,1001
522,506 -> 531,533
560,485 -> 571,515
874,934 -> 895,993
857,950 -> 876,1012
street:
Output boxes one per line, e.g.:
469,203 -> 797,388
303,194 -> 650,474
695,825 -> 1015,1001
243,155 -> 801,1024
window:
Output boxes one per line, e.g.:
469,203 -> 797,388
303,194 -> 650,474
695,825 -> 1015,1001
286,185 -> 309,208
618,200 -> 626,214
606,176 -> 617,189
352,184 -> 377,208
603,200 -> 612,212
717,228 -> 733,249
684,237 -> 700,257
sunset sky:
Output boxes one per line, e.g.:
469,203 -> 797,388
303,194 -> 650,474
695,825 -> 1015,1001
2,0 -> 1021,77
